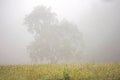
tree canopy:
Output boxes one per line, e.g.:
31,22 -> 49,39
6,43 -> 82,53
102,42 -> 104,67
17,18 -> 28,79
24,5 -> 83,63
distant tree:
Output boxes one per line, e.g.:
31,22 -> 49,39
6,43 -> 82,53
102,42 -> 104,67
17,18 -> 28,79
24,5 -> 83,63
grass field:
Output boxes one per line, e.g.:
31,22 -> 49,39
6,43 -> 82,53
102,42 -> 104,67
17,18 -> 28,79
0,63 -> 120,80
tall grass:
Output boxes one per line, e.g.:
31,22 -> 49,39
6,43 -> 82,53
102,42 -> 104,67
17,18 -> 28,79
0,63 -> 120,80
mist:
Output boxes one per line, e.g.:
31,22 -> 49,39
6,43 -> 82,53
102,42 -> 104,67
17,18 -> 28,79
0,0 -> 120,64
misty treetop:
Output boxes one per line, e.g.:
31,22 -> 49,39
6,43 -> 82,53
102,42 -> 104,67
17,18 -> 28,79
24,5 -> 83,63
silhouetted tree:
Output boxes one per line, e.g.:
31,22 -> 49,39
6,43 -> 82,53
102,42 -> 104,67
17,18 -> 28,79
24,5 -> 83,63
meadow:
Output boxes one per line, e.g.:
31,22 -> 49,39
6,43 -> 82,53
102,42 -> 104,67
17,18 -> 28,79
0,63 -> 120,80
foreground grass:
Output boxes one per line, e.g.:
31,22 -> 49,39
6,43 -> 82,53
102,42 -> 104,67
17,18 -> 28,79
0,63 -> 120,80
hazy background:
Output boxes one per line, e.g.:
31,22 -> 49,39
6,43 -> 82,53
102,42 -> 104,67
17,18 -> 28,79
0,0 -> 120,64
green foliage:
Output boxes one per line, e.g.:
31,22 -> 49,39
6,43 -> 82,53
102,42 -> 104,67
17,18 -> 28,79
63,70 -> 70,80
0,63 -> 120,80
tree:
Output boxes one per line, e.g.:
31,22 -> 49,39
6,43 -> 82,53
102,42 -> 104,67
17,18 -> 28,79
24,5 -> 83,63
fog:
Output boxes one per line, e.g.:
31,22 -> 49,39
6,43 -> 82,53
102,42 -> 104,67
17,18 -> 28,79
0,0 -> 120,64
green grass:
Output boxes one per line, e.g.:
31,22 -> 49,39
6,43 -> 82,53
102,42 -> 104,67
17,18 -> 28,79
0,63 -> 120,80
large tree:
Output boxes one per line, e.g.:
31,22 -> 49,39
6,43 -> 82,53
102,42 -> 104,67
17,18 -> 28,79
24,5 -> 83,63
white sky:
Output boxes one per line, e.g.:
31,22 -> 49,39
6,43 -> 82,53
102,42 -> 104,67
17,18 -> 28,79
0,0 -> 120,64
